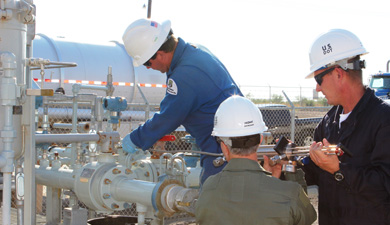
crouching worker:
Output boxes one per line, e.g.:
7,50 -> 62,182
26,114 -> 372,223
195,95 -> 317,225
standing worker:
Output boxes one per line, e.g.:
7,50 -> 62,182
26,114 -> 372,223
121,18 -> 242,184
303,29 -> 390,224
196,95 -> 317,225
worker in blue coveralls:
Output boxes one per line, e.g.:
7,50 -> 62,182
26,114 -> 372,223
121,18 -> 242,185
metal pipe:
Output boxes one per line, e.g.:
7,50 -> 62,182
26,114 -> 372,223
283,90 -> 295,143
0,182 -> 15,190
106,66 -> 114,96
45,101 -> 91,106
153,149 -> 222,157
36,132 -> 120,148
28,59 -> 77,70
387,60 -> 390,73
151,145 -> 277,160
37,107 -> 158,121
0,153 -> 6,168
171,156 -> 186,174
15,160 -> 24,225
137,203 -> 147,225
73,83 -> 109,92
36,133 -> 100,143
158,153 -> 172,174
128,102 -> 160,108
2,173 -> 12,224
42,96 -> 50,133
52,122 -> 90,133
111,178 -> 155,207
24,59 -> 38,225
35,165 -> 74,190
256,145 -> 278,160
71,87 -> 79,133
0,51 -> 17,225
95,97 -> 104,132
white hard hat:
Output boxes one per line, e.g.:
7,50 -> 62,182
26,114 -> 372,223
212,96 -> 268,137
122,18 -> 171,67
306,29 -> 367,79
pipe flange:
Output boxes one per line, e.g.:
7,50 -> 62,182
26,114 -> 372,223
100,165 -> 136,211
131,159 -> 158,182
152,178 -> 183,218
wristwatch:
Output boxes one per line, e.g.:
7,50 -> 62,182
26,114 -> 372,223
334,170 -> 344,182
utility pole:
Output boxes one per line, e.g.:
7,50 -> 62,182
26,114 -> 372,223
147,0 -> 152,18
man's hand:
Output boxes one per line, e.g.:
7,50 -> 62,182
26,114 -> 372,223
309,138 -> 340,174
122,133 -> 137,154
263,155 -> 282,178
152,141 -> 166,158
153,141 -> 165,151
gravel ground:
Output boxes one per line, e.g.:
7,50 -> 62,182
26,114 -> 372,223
309,196 -> 319,225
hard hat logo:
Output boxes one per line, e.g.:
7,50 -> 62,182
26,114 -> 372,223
122,19 -> 171,67
322,44 -> 332,55
212,95 -> 267,137
150,21 -> 158,28
305,29 -> 368,79
244,120 -> 254,127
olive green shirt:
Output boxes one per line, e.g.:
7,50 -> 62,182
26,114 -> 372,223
195,158 -> 316,225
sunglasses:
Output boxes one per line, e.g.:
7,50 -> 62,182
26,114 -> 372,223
143,53 -> 157,67
314,67 -> 336,85
215,137 -> 223,144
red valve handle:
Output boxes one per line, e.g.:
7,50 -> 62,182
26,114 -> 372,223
159,135 -> 176,142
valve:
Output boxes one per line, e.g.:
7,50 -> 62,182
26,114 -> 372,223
102,97 -> 127,124
269,136 -> 353,172
150,135 -> 177,159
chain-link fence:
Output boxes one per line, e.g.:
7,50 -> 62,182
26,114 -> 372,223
259,105 -> 331,146
240,85 -> 327,107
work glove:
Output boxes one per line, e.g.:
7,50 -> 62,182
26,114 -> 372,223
122,133 -> 137,154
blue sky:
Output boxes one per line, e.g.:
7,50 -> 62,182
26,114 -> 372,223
33,0 -> 390,88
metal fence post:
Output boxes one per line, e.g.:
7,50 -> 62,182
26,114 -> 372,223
282,91 -> 295,143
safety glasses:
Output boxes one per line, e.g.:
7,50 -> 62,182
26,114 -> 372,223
143,53 -> 157,67
314,67 -> 336,85
215,137 -> 223,145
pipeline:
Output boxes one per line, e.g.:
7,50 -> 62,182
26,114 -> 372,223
0,51 -> 18,225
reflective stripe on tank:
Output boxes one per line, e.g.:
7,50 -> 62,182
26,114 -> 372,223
33,78 -> 167,88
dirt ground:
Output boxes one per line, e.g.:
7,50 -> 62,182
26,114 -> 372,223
309,195 -> 319,225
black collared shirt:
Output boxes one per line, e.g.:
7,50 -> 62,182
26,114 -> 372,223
304,87 -> 390,225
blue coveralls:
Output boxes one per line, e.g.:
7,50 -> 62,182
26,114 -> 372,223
130,38 -> 242,184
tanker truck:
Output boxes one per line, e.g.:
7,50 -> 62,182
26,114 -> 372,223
369,60 -> 390,99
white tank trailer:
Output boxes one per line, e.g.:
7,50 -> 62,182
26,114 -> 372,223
32,34 -> 168,129
31,34 -> 167,105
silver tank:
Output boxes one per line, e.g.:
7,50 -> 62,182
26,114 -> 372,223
32,34 -> 166,104
0,0 -> 29,158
